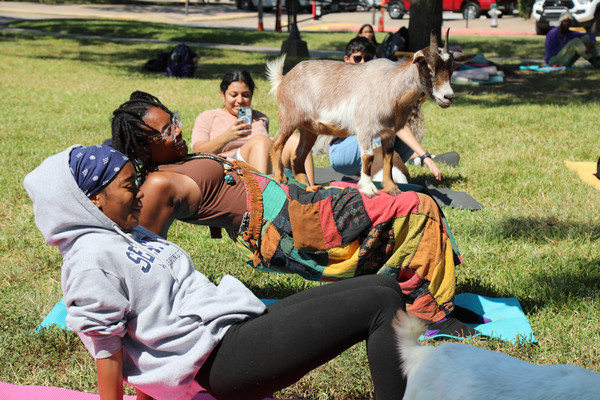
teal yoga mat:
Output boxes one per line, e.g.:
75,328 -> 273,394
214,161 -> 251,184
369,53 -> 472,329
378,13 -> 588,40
424,293 -> 537,344
38,294 -> 535,344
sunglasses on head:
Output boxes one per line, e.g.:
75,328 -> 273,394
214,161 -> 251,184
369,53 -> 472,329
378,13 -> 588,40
353,55 -> 373,63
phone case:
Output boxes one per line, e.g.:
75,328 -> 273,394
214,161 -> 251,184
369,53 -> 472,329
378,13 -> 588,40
238,107 -> 252,125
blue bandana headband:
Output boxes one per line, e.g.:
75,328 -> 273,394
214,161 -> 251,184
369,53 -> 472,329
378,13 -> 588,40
69,144 -> 130,197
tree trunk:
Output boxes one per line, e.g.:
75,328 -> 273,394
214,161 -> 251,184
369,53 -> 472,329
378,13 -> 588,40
407,0 -> 443,52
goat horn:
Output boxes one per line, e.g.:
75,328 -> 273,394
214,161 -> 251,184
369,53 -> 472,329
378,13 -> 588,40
429,30 -> 437,53
444,28 -> 450,53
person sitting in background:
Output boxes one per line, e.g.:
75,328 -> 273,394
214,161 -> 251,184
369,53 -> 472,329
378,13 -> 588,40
344,36 -> 376,64
357,23 -> 378,47
330,37 -> 444,182
25,143 -> 410,400
110,90 -> 482,338
191,70 -> 315,184
545,11 -> 600,68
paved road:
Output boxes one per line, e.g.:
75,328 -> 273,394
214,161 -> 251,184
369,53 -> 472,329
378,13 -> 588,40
0,0 -> 538,36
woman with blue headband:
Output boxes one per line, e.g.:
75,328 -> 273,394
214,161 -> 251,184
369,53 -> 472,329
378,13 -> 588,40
25,144 -> 409,400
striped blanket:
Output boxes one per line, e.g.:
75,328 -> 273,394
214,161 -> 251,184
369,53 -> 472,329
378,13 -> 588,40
231,175 -> 461,323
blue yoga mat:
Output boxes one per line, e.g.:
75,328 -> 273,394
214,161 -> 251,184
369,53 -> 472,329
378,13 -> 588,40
38,294 -> 535,344
421,293 -> 536,343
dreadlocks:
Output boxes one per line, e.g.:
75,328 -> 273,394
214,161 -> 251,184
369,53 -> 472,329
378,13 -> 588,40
111,91 -> 173,182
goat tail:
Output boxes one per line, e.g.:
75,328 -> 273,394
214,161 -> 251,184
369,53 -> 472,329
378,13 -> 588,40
392,310 -> 432,377
265,54 -> 286,97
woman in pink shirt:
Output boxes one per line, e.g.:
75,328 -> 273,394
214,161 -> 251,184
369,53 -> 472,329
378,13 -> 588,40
191,70 -> 314,183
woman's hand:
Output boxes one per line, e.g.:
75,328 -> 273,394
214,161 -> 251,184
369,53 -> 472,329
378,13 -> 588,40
192,119 -> 252,154
224,119 -> 252,142
423,157 -> 442,181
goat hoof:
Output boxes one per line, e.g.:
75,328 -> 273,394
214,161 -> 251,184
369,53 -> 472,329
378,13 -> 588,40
272,172 -> 288,184
358,182 -> 379,198
383,185 -> 401,196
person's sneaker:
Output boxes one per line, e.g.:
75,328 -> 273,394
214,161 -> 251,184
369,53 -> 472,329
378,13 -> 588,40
424,316 -> 481,339
408,151 -> 460,167
432,151 -> 460,166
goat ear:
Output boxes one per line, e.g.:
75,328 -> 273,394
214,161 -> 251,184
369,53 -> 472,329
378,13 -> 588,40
453,52 -> 477,64
413,50 -> 426,64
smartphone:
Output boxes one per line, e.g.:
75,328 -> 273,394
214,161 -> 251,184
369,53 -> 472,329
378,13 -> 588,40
238,107 -> 252,125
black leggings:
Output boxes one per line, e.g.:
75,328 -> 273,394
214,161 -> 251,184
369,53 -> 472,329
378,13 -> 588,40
196,275 -> 407,400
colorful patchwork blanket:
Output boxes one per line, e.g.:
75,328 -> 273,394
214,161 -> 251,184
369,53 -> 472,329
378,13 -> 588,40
231,176 -> 461,323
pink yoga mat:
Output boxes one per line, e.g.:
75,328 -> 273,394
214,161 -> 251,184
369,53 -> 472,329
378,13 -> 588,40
0,382 -> 304,400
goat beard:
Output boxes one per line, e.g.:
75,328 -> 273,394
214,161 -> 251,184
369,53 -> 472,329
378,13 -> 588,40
408,97 -> 426,143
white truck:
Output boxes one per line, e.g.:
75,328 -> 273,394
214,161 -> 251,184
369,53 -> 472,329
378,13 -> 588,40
532,0 -> 600,35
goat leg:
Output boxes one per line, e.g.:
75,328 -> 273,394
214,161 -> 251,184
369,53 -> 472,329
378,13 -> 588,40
292,128 -> 318,187
380,135 -> 401,196
270,127 -> 295,184
357,138 -> 379,198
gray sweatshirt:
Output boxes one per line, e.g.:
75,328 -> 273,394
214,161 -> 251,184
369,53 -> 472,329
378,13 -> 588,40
24,145 -> 267,400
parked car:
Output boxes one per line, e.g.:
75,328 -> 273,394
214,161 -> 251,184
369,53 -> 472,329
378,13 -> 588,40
236,0 -> 276,11
386,0 -> 517,20
531,0 -> 600,35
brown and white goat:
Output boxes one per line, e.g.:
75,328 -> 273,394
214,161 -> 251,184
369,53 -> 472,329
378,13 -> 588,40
266,30 -> 473,197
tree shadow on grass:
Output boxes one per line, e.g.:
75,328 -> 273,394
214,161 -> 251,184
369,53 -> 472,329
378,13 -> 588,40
457,255 -> 600,315
11,22 -> 599,104
454,66 -> 600,107
522,256 -> 600,313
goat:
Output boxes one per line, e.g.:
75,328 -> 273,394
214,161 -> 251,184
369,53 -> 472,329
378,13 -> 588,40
266,30 -> 473,197
393,310 -> 600,400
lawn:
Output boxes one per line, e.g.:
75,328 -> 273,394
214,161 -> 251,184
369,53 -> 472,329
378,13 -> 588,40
1,19 -> 599,400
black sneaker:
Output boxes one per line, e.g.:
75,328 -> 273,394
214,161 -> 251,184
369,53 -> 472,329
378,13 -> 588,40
408,152 -> 460,167
432,151 -> 460,166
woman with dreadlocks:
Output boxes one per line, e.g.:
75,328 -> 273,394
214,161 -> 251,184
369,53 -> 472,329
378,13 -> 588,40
110,90 -> 484,338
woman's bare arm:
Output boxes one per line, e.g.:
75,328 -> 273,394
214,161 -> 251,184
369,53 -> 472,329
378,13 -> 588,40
139,171 -> 200,238
96,350 -> 124,400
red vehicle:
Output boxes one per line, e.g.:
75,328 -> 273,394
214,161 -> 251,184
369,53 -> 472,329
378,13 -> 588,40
386,0 -> 516,20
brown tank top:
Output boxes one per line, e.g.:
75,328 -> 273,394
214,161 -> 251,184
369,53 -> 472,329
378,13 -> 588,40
158,157 -> 247,231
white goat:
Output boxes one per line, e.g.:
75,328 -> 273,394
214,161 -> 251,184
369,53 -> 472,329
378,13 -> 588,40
393,311 -> 600,400
266,30 -> 473,197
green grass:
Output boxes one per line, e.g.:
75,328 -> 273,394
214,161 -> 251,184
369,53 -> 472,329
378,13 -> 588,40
1,20 -> 600,400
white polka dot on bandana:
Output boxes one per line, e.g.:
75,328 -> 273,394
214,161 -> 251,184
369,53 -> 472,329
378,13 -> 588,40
90,155 -> 96,160
92,176 -> 99,181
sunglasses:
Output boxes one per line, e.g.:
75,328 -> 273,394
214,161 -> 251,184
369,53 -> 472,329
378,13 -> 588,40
353,55 -> 373,63
150,110 -> 182,142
